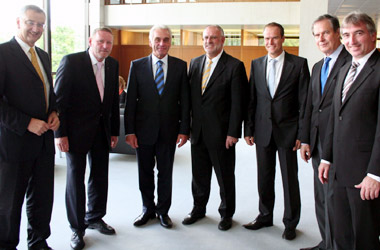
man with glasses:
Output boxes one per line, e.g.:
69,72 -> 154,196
0,5 -> 59,250
182,25 -> 247,231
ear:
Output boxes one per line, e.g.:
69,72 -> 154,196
16,17 -> 21,29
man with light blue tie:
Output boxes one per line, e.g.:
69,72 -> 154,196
244,22 -> 310,240
299,14 -> 351,250
124,25 -> 190,229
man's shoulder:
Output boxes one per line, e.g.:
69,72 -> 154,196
285,52 -> 307,64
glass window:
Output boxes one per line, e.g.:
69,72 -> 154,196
110,0 -> 121,4
224,31 -> 241,46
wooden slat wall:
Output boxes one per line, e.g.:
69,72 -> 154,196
110,45 -> 299,80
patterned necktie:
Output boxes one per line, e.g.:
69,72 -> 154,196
201,59 -> 212,94
268,59 -> 277,97
155,60 -> 164,95
29,47 -> 47,107
320,57 -> 331,94
96,62 -> 104,102
342,61 -> 360,102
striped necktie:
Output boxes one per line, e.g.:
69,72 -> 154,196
29,47 -> 47,108
201,59 -> 212,94
155,60 -> 164,95
342,61 -> 359,102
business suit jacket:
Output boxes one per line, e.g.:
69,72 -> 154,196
301,48 -> 351,153
125,55 -> 190,145
190,51 -> 247,148
0,37 -> 56,161
322,49 -> 380,187
245,52 -> 310,148
54,50 -> 120,153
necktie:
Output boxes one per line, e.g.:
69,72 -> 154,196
342,61 -> 360,102
268,59 -> 277,97
201,59 -> 212,94
96,62 -> 104,102
155,60 -> 164,95
320,57 -> 331,94
29,47 -> 47,107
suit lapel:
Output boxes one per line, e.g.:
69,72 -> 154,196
103,57 -> 112,103
162,55 -> 174,97
260,56 -> 272,99
84,50 -> 102,102
275,52 -> 295,98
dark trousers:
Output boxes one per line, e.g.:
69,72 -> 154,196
334,185 -> 380,250
190,137 -> 236,218
0,149 -> 54,249
65,126 -> 109,232
136,142 -> 176,215
255,136 -> 301,229
311,138 -> 334,250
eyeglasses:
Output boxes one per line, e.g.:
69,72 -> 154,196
24,20 -> 45,29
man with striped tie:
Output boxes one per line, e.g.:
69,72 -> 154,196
125,25 -> 190,229
182,25 -> 248,231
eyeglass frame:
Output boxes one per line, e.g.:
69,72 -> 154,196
24,19 -> 46,29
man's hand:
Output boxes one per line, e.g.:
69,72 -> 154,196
300,144 -> 311,163
245,136 -> 254,146
47,111 -> 60,131
125,134 -> 138,149
226,136 -> 238,149
176,134 -> 189,148
355,176 -> 380,200
55,136 -> 69,152
318,162 -> 330,184
27,118 -> 49,136
110,136 -> 118,148
293,139 -> 301,151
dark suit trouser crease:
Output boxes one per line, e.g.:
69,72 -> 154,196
255,137 -> 300,229
65,125 -> 109,232
190,137 -> 236,218
312,138 -> 334,250
136,143 -> 176,215
0,148 -> 54,249
334,185 -> 380,250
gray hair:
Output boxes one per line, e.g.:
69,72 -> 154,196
149,25 -> 172,42
342,11 -> 377,35
92,27 -> 113,37
19,5 -> 46,18
204,25 -> 225,37
312,14 -> 340,35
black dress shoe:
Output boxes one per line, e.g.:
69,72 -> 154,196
70,231 -> 85,250
243,220 -> 273,230
218,217 -> 232,231
182,213 -> 205,225
282,228 -> 296,240
158,214 -> 173,228
28,246 -> 53,250
134,212 -> 156,226
87,219 -> 116,235
300,246 -> 319,250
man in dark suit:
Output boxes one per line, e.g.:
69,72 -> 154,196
243,22 -> 310,240
125,25 -> 190,229
0,5 -> 59,250
299,15 -> 351,250
54,27 -> 120,250
182,25 -> 247,231
319,12 -> 380,250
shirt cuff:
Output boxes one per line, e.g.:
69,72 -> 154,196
367,173 -> 380,183
321,159 -> 331,165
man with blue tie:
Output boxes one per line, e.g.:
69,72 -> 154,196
299,15 -> 351,250
125,25 -> 190,229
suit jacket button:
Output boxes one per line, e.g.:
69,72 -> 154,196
339,116 -> 342,121
318,109 -> 322,113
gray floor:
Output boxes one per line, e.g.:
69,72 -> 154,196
19,141 -> 321,250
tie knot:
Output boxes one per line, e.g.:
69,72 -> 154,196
97,61 -> 103,70
157,60 -> 163,67
325,57 -> 331,64
207,59 -> 212,66
352,61 -> 359,69
270,58 -> 277,65
29,47 -> 36,55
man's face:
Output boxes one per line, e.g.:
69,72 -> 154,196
341,21 -> 377,60
313,19 -> 341,56
149,28 -> 171,59
89,30 -> 114,61
202,26 -> 225,59
17,9 -> 46,47
263,26 -> 285,58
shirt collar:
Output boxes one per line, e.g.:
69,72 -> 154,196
355,48 -> 377,66
15,35 -> 34,55
267,50 -> 285,62
207,49 -> 224,63
324,44 -> 343,61
89,48 -> 105,66
152,54 -> 168,65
